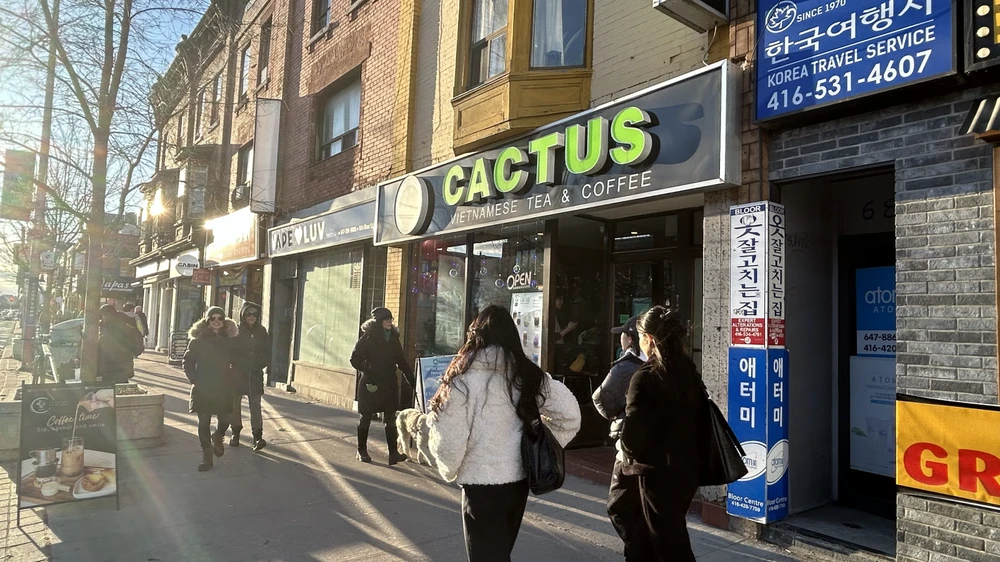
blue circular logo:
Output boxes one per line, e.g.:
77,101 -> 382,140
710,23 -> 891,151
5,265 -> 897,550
766,1 -> 797,34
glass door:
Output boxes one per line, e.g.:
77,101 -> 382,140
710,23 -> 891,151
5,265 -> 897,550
611,253 -> 694,358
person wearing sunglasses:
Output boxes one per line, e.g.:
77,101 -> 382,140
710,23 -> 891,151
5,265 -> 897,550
184,306 -> 240,472
230,303 -> 271,451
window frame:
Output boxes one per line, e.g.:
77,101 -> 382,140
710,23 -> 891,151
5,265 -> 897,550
467,0 -> 508,89
209,74 -> 221,124
238,45 -> 251,100
194,89 -> 205,137
311,0 -> 331,37
236,142 -> 254,189
528,0 -> 589,70
175,113 -> 185,151
257,17 -> 272,87
316,78 -> 361,162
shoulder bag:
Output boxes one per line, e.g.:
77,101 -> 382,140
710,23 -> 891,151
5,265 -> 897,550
521,417 -> 565,495
699,388 -> 749,486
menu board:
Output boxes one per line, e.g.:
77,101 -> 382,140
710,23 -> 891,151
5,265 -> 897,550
510,291 -> 544,367
18,384 -> 118,510
169,331 -> 189,365
415,355 -> 456,413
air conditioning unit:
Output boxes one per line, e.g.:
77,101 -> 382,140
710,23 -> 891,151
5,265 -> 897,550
653,0 -> 726,33
230,183 -> 250,208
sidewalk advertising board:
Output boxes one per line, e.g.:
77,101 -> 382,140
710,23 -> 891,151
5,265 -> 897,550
169,331 -> 189,365
414,355 -> 456,413
17,384 -> 118,515
727,201 -> 790,524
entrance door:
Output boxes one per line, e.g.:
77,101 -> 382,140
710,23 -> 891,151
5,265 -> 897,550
611,253 -> 694,355
838,232 -> 895,517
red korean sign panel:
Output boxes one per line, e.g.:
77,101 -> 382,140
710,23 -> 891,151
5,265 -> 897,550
730,202 -> 785,348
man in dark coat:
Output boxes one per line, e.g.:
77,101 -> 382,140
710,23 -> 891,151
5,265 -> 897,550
230,302 -> 270,451
97,304 -> 143,383
183,306 -> 239,472
350,307 -> 414,464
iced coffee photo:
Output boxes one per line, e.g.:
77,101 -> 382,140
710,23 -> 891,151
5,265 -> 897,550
60,437 -> 84,478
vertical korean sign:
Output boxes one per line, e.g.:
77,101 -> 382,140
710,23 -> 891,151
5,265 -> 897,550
727,202 -> 789,523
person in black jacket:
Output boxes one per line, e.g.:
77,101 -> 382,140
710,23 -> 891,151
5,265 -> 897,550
620,306 -> 707,561
230,302 -> 270,451
591,315 -> 646,553
97,304 -> 143,383
183,306 -> 239,472
349,307 -> 414,464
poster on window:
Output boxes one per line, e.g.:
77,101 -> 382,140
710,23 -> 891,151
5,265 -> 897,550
18,384 -> 118,509
415,355 -> 456,413
849,356 -> 895,477
510,291 -> 544,367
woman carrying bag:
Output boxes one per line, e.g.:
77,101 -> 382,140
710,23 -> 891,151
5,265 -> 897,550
427,305 -> 581,562
618,306 -> 708,561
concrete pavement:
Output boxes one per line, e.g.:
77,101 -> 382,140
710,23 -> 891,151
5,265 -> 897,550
3,353 -> 801,561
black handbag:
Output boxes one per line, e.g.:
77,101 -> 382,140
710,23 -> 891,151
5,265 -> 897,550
699,390 -> 749,486
521,418 -> 565,495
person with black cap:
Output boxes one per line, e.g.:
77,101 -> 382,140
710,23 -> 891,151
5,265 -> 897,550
184,306 -> 239,472
350,307 -> 415,464
592,314 -> 647,554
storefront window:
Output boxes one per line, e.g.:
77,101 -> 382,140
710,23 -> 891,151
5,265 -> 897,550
554,217 -> 607,375
174,278 -> 203,333
530,0 -> 587,68
297,247 -> 364,370
471,223 -> 545,364
412,235 -> 468,357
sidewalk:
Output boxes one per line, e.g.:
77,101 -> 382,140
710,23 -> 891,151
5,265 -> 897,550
2,352 -> 801,561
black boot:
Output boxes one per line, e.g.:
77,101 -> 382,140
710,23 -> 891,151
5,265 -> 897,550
357,422 -> 372,463
252,429 -> 267,452
212,430 -> 225,457
198,448 -> 213,472
230,429 -> 241,447
386,422 -> 407,465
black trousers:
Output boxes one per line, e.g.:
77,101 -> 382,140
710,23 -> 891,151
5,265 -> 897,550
607,461 -> 642,558
197,412 -> 230,449
626,473 -> 698,562
461,479 -> 529,562
358,410 -> 398,452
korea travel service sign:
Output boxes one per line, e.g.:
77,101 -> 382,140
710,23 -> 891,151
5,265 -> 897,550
756,0 -> 955,121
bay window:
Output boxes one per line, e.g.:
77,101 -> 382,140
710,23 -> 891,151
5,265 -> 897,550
530,0 -> 587,68
469,0 -> 508,87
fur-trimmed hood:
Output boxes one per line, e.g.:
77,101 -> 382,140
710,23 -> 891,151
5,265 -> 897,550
360,318 -> 399,337
188,317 -> 239,339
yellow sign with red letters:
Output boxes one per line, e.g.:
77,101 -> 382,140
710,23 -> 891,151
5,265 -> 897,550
896,398 -> 1000,508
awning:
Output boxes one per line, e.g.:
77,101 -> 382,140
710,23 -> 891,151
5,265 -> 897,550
960,96 -> 1000,139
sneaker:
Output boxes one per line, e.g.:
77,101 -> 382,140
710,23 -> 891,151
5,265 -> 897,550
252,439 -> 267,452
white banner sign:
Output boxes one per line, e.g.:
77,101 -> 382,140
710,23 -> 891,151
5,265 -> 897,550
730,202 -> 785,348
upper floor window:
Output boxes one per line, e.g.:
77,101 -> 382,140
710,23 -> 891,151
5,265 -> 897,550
239,45 -> 251,99
469,0 -> 507,88
317,79 -> 361,161
258,18 -> 272,86
194,89 -> 205,136
210,74 -> 221,124
530,0 -> 586,68
175,113 -> 184,150
312,0 -> 330,36
237,142 -> 254,188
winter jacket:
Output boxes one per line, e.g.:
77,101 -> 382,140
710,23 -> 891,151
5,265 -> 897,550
427,347 -> 582,485
350,319 -> 414,415
620,357 -> 706,478
183,317 -> 239,415
135,311 -> 149,337
592,350 -> 645,440
232,302 -> 270,396
98,312 -> 142,383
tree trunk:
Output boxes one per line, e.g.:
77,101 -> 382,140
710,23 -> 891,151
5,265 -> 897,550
79,130 -> 108,382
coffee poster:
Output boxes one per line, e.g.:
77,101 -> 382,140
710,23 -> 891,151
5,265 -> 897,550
18,384 -> 118,509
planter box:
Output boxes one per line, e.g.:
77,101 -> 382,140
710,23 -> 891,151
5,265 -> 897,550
0,387 -> 165,461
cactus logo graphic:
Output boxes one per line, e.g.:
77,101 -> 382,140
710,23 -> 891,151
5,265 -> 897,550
766,1 -> 797,34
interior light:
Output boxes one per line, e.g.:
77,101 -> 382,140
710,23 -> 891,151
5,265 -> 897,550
630,231 -> 638,235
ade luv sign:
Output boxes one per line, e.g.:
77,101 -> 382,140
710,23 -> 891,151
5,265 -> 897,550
897,396 -> 1000,509
375,62 -> 740,245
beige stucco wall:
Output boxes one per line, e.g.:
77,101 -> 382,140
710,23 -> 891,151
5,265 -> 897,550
591,2 -> 725,105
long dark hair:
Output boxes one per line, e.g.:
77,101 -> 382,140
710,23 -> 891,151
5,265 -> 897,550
637,306 -> 696,375
430,305 -> 545,423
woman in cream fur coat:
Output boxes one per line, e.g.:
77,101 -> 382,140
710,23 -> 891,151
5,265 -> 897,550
427,305 -> 582,562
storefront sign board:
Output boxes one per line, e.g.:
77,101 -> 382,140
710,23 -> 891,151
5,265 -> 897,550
415,355 -> 456,413
850,356 -> 896,477
135,259 -> 169,279
756,0 -> 955,121
205,207 -> 260,267
730,202 -> 785,348
897,396 -> 1000,509
856,266 -> 896,356
726,347 -> 789,523
375,62 -> 740,245
191,268 -> 212,285
268,201 -> 375,258
17,384 -> 118,510
170,255 -> 199,278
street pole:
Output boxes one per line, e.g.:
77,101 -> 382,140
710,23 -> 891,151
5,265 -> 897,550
22,0 -> 59,372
